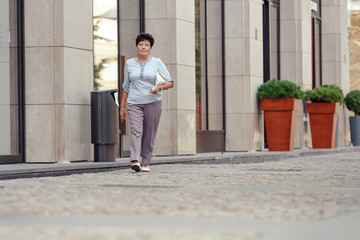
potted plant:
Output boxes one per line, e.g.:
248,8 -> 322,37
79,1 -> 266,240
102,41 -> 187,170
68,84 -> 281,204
305,85 -> 344,148
344,90 -> 360,146
257,78 -> 304,151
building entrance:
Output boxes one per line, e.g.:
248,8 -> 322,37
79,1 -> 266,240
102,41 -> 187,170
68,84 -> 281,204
195,0 -> 226,153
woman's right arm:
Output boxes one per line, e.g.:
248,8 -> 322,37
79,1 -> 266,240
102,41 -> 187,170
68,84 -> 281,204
120,61 -> 130,123
120,89 -> 128,123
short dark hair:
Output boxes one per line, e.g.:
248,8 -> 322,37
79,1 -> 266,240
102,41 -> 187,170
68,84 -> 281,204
136,33 -> 154,47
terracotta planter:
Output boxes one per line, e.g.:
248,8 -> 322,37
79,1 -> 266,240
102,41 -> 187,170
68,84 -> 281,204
306,102 -> 340,148
261,98 -> 301,151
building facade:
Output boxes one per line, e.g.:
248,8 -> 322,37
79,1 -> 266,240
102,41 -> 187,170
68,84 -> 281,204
0,0 -> 351,164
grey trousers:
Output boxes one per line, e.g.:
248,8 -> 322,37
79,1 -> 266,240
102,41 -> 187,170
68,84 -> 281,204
127,100 -> 162,165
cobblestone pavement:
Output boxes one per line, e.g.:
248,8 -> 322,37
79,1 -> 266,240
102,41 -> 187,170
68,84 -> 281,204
0,152 -> 359,240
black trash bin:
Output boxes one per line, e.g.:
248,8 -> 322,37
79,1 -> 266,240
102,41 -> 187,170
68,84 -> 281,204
91,89 -> 119,162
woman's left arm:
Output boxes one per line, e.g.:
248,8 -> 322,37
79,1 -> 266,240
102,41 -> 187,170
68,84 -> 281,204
150,81 -> 174,94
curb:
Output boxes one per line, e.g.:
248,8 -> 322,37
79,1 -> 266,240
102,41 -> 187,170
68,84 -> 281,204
152,146 -> 360,165
1,146 -> 359,180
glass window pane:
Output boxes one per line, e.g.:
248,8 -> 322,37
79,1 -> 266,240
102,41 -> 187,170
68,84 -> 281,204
207,0 -> 223,131
312,18 -> 322,88
349,6 -> 360,90
195,0 -> 202,130
270,4 -> 279,79
0,0 -> 19,155
314,20 -> 321,87
93,0 -> 118,91
197,0 -> 223,131
117,0 -> 141,157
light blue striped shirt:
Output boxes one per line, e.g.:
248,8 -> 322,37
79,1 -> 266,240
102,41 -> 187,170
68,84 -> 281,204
122,57 -> 173,104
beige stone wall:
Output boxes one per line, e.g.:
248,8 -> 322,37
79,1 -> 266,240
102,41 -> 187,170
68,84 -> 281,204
280,0 -> 312,149
146,0 -> 196,155
278,0 -> 350,148
119,0 -> 350,154
225,0 -> 264,151
322,0 -> 351,146
22,0 -> 351,162
25,0 -> 93,162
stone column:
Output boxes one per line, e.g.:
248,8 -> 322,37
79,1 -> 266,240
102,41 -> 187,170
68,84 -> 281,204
322,0 -> 350,146
25,0 -> 93,162
146,0 -> 196,155
225,0 -> 264,151
280,0 -> 312,149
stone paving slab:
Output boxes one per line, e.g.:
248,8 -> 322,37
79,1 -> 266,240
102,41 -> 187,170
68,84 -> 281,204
1,212 -> 359,240
0,151 -> 359,239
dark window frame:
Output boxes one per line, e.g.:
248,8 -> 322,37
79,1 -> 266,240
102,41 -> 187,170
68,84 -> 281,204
139,0 -> 145,33
263,0 -> 280,83
311,0 -> 322,88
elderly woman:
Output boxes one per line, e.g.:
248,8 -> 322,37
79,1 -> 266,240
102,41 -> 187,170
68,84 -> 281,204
120,33 -> 174,172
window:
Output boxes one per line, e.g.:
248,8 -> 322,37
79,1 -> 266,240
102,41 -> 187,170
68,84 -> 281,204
263,0 -> 280,149
263,0 -> 280,82
311,0 -> 322,88
93,0 -> 118,91
349,0 -> 360,90
0,0 -> 24,163
195,0 -> 225,153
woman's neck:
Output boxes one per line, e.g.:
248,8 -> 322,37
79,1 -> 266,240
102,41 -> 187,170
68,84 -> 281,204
136,55 -> 150,63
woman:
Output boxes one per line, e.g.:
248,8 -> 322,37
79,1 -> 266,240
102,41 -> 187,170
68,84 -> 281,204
120,33 -> 174,172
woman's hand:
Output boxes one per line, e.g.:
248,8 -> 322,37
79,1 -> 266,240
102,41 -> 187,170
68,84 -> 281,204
150,85 -> 162,94
120,90 -> 128,123
120,108 -> 126,123
150,81 -> 173,94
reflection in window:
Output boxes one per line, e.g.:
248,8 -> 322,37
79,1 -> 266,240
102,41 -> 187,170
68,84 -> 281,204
195,0 -> 201,129
312,18 -> 322,88
0,0 -> 19,155
349,4 -> 360,90
196,0 -> 224,131
263,0 -> 280,82
311,0 -> 322,89
270,3 -> 279,79
93,0 -> 118,90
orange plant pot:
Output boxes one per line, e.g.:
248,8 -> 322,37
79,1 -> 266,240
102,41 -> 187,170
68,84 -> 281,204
306,102 -> 339,148
261,98 -> 301,151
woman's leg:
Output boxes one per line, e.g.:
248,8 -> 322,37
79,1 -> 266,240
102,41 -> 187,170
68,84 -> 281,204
141,100 -> 162,166
127,103 -> 144,162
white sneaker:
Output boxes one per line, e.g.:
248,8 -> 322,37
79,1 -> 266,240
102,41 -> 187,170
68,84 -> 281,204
131,162 -> 141,172
141,166 -> 150,172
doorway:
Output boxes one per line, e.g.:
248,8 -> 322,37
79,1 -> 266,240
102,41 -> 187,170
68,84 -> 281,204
195,0 -> 226,153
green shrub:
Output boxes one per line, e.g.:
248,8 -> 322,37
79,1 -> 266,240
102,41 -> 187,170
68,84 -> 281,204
344,90 -> 360,116
305,85 -> 344,104
257,78 -> 304,100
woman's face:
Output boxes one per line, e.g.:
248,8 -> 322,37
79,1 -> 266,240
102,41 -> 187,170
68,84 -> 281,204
137,40 -> 152,58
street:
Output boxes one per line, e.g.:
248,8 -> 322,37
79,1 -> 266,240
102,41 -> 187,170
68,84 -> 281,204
0,151 -> 359,240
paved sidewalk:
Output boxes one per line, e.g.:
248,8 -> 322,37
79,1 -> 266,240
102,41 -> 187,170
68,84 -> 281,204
0,151 -> 359,239
1,146 -> 360,180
